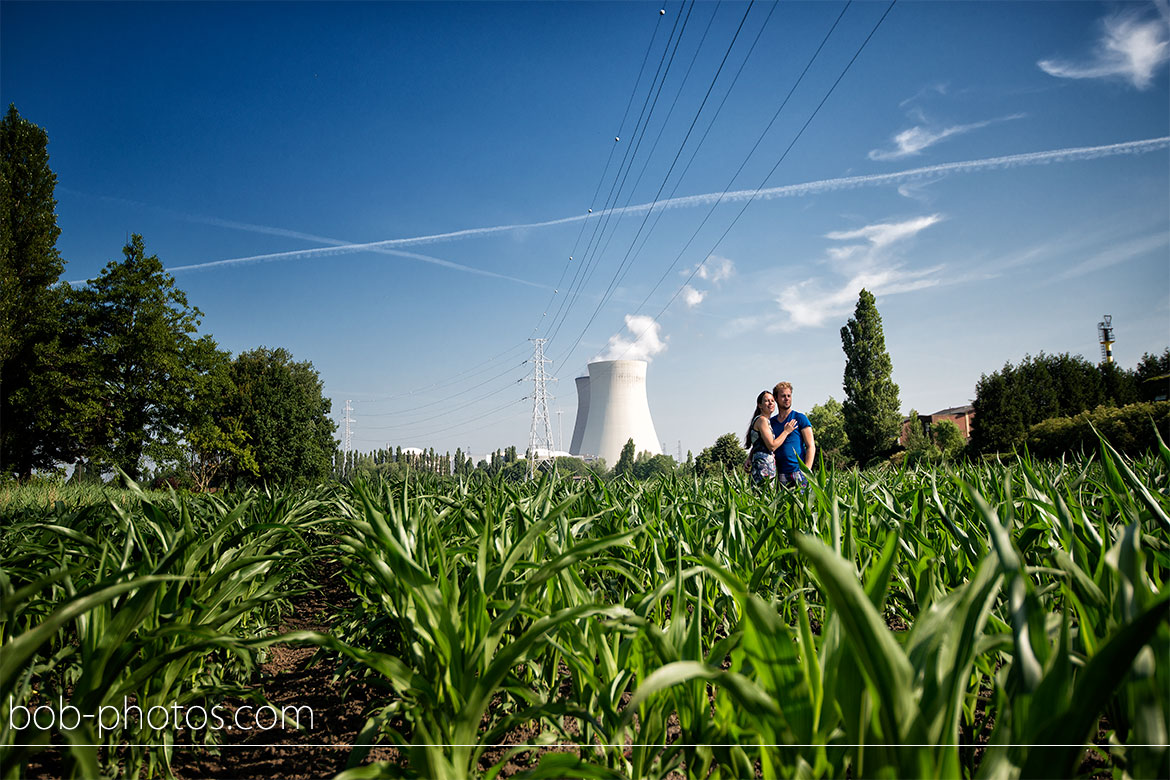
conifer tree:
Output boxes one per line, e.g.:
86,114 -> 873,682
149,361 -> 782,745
1,105 -> 68,476
840,289 -> 901,466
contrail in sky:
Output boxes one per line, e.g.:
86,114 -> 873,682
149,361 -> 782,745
80,136 -> 1170,277
167,245 -> 549,288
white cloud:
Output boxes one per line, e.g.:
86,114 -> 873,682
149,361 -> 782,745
868,115 -> 1024,161
593,314 -> 667,363
826,215 -> 943,249
772,215 -> 945,331
1055,232 -> 1170,280
896,179 -> 937,204
772,268 -> 942,332
1038,11 -> 1170,89
681,285 -> 706,307
696,255 -> 735,282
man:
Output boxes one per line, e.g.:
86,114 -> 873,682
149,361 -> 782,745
770,381 -> 816,488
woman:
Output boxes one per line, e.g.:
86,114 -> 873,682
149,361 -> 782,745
744,391 -> 798,483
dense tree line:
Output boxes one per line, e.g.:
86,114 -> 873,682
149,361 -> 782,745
0,105 -> 336,485
970,350 -> 1167,455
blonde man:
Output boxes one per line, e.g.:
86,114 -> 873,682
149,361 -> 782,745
769,381 -> 816,487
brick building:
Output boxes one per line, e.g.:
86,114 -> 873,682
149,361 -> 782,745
900,404 -> 975,446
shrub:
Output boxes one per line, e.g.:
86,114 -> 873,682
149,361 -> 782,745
1025,401 -> 1170,458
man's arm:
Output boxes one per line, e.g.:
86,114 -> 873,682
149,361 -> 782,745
801,425 -> 816,470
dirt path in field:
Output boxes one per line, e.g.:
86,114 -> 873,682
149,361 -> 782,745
170,561 -> 400,780
167,561 -> 555,780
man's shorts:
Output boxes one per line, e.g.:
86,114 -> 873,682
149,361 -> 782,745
777,471 -> 807,488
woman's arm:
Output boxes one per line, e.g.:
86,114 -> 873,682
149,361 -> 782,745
756,416 -> 780,451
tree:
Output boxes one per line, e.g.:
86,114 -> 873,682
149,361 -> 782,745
1136,348 -> 1170,401
0,105 -> 68,477
932,419 -> 965,459
840,289 -> 901,466
971,351 -> 1138,455
613,438 -> 636,477
633,453 -> 676,480
184,344 -> 258,490
808,397 -> 850,469
695,433 -> 746,476
901,410 -> 939,466
70,235 -> 220,479
227,346 -> 337,485
1098,361 -> 1137,406
970,363 -> 1024,455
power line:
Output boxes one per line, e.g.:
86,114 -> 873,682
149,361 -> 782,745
619,0 -> 898,357
342,339 -> 529,404
540,1 -> 696,348
355,359 -> 528,418
527,3 -> 677,340
549,0 -> 768,369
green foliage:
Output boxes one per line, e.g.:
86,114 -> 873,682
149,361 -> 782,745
68,235 -> 220,479
1136,348 -> 1170,401
0,105 -> 68,477
932,419 -> 965,458
971,351 -> 1145,455
1025,401 -> 1170,458
633,453 -> 677,480
613,438 -> 637,477
227,347 -> 338,485
694,433 -> 746,475
840,289 -> 902,466
808,396 -> 851,469
902,409 -> 940,466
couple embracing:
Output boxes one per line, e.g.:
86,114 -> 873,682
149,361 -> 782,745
745,382 -> 817,487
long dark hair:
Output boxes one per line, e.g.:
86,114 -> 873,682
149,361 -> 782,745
744,390 -> 773,448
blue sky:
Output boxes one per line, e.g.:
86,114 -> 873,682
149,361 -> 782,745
3,0 -> 1168,462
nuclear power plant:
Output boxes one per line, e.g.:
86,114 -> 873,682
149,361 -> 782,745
569,359 -> 661,466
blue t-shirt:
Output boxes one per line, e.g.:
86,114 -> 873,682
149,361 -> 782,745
770,411 -> 811,473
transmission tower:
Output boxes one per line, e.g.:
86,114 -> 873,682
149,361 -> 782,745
527,339 -> 556,478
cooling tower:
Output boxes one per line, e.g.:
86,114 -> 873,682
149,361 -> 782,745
569,375 -> 590,455
575,359 -> 661,466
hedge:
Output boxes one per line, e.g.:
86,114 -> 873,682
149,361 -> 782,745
1025,401 -> 1170,458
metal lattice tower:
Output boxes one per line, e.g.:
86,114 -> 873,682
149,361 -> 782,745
527,339 -> 556,477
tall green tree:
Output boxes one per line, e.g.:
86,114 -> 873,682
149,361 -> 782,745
0,105 -> 68,477
74,234 -> 217,479
227,346 -> 337,485
840,289 -> 901,466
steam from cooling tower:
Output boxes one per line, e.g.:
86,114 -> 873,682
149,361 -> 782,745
593,314 -> 667,363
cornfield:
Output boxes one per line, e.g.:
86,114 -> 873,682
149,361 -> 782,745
2,432 -> 1168,779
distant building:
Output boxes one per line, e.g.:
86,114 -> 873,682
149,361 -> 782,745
900,404 -> 975,446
